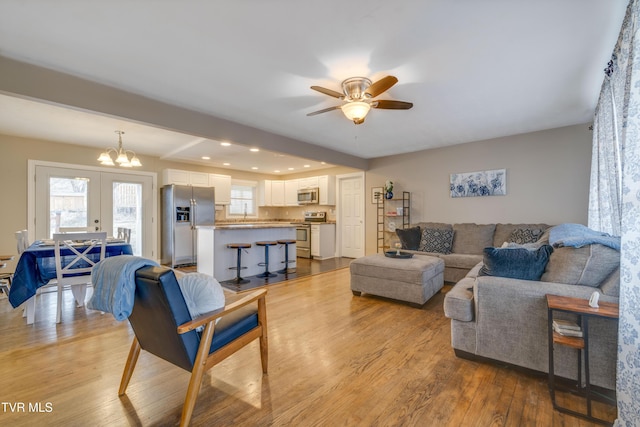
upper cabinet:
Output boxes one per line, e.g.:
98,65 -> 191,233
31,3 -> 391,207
298,176 -> 319,189
259,174 -> 336,207
284,179 -> 299,206
162,169 -> 231,204
318,175 -> 335,205
209,174 -> 231,205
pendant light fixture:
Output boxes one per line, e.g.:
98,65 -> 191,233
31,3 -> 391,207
97,130 -> 142,167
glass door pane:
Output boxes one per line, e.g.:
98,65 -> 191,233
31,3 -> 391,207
35,166 -> 101,239
112,181 -> 142,255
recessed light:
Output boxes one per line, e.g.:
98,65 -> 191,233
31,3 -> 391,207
250,148 -> 259,152
223,162 -> 230,166
251,167 -> 259,170
274,170 -> 281,173
321,162 -> 326,165
303,164 -> 310,168
221,142 -> 231,146
201,156 -> 210,160
288,167 -> 294,171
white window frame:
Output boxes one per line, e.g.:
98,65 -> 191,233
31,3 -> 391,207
227,179 -> 258,218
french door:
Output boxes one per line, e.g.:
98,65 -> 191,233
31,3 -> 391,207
32,163 -> 155,258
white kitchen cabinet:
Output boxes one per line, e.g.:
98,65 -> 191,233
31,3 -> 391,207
259,180 -> 285,206
284,179 -> 299,206
318,175 -> 336,205
258,180 -> 272,206
162,169 -> 209,187
311,223 -> 335,259
271,180 -> 285,206
208,173 -> 231,205
298,176 -> 319,189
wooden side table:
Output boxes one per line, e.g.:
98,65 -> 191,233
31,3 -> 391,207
546,294 -> 618,426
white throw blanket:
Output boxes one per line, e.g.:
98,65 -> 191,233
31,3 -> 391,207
88,255 -> 159,321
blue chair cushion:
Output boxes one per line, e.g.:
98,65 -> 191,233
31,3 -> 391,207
207,305 -> 259,353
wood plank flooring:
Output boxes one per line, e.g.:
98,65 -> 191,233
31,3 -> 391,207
0,267 -> 616,426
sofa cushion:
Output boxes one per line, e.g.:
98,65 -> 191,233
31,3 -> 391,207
395,226 -> 421,250
439,253 -> 484,270
599,268 -> 620,297
479,245 -> 553,281
418,228 -> 454,254
414,222 -> 452,230
452,223 -> 496,254
492,223 -> 550,247
540,244 -> 620,287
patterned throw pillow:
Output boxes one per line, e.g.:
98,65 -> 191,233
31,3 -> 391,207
418,228 -> 454,254
509,228 -> 543,244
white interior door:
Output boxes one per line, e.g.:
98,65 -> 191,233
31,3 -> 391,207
337,173 -> 365,258
33,163 -> 155,258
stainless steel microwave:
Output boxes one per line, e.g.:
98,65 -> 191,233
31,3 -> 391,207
297,187 -> 319,204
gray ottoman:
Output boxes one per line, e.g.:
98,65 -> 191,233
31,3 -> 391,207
350,253 -> 445,306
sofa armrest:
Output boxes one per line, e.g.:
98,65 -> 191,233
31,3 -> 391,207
444,277 -> 475,321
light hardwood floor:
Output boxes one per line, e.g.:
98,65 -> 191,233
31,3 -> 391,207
1,268 -> 616,426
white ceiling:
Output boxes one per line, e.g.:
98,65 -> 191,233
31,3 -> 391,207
0,1 -> 628,174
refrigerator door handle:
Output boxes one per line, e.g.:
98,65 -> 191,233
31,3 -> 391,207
190,198 -> 196,229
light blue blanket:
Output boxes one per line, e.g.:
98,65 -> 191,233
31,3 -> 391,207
549,223 -> 621,251
88,255 -> 159,321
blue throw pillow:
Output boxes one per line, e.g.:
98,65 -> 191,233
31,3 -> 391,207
479,244 -> 553,281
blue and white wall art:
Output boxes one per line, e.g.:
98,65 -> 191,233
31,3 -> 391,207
450,169 -> 506,198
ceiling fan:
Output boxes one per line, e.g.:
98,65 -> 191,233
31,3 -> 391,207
307,75 -> 413,125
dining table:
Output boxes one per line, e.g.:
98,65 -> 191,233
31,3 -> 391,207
8,239 -> 133,324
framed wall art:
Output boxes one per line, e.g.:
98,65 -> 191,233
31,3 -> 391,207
450,169 -> 506,198
371,187 -> 383,204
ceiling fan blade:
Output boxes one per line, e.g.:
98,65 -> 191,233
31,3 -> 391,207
310,86 -> 344,99
306,105 -> 342,116
365,76 -> 398,97
373,100 -> 413,110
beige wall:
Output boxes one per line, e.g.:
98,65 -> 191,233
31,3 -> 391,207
0,133 -> 357,268
364,124 -> 592,254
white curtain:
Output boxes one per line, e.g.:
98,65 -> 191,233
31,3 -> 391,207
590,1 -> 640,425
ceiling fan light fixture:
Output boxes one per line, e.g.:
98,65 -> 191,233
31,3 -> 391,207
341,101 -> 370,123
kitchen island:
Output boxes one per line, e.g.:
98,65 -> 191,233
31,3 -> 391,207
197,223 -> 296,282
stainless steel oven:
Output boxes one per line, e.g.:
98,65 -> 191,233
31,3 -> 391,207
296,224 -> 311,258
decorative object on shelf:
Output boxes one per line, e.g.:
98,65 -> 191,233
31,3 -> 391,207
372,186 -> 383,204
384,180 -> 394,199
97,130 -> 142,167
450,169 -> 505,198
589,290 -> 600,308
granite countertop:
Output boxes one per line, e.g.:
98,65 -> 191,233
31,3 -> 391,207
212,222 -> 297,230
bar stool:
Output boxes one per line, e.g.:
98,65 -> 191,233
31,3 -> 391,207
226,243 -> 251,284
255,241 -> 278,278
276,239 -> 296,274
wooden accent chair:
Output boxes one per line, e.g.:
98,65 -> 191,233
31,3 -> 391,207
118,265 -> 268,427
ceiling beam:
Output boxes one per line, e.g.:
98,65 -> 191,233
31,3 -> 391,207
0,55 -> 369,170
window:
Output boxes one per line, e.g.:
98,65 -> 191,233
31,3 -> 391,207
229,180 -> 257,217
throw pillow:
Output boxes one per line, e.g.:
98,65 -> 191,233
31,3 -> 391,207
395,226 -> 421,250
177,273 -> 226,326
479,244 -> 553,281
509,228 -> 544,244
418,228 -> 454,254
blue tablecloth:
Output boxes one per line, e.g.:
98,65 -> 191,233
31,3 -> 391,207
8,241 -> 133,308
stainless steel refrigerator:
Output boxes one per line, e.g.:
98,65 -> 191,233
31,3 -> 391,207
161,184 -> 215,267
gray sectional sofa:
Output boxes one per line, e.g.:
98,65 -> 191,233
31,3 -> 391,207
396,222 -> 620,390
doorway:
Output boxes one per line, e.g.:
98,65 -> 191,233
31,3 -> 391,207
336,172 -> 365,259
29,160 -> 157,259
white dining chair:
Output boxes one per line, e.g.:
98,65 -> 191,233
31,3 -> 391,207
52,232 -> 107,323
117,227 -> 132,243
58,226 -> 94,233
